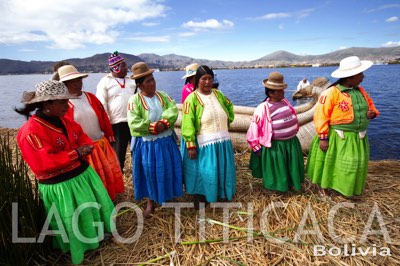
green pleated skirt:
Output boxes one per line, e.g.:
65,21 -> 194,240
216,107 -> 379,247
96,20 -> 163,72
306,129 -> 370,196
249,137 -> 304,192
38,166 -> 115,264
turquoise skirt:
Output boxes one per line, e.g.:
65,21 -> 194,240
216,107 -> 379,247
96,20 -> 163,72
249,137 -> 304,192
306,129 -> 370,196
38,166 -> 115,264
181,138 -> 236,202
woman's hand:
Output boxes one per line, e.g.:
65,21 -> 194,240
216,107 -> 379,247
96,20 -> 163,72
188,148 -> 197,160
319,140 -> 329,152
77,145 -> 94,157
366,110 -> 376,119
155,121 -> 167,134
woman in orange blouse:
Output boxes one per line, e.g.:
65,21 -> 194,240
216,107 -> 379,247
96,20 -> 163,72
306,56 -> 379,197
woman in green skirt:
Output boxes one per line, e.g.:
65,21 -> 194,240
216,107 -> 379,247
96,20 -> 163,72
246,72 -> 304,192
15,80 -> 115,264
306,56 -> 379,197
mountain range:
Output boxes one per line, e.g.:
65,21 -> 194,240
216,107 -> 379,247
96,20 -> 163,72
1,46 -> 399,75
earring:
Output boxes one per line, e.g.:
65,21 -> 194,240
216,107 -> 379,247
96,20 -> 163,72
45,109 -> 50,113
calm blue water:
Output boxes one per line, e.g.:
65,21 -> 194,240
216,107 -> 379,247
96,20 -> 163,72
0,65 -> 398,160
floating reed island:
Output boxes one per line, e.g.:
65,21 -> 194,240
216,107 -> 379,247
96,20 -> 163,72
1,76 -> 400,265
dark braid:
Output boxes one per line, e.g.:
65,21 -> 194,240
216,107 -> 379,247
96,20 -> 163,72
14,102 -> 44,120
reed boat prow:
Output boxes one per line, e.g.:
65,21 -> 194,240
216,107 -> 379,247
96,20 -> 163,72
175,77 -> 331,153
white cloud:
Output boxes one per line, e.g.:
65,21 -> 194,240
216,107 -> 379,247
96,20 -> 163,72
366,4 -> 400,13
0,31 -> 48,44
382,41 -> 400,47
142,22 -> 160,27
297,8 -> 315,19
182,19 -> 234,31
178,32 -> 197,37
0,0 -> 167,49
19,48 -> 37,52
278,24 -> 285,30
255,9 -> 314,21
129,36 -> 170,43
258,13 -> 290,20
386,16 -> 398,22
338,46 -> 347,50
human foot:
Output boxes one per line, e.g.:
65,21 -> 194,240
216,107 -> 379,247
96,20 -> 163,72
143,200 -> 155,218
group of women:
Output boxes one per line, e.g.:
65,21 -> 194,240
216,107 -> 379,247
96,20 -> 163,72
15,56 -> 378,264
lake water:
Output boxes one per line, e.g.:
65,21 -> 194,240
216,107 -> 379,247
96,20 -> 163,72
0,65 -> 398,160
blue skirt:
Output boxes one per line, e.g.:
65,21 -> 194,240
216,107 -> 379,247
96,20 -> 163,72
131,135 -> 183,204
181,138 -> 236,202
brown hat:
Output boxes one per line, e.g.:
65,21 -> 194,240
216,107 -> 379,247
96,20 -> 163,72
21,80 -> 79,104
262,71 -> 287,90
130,62 -> 155,79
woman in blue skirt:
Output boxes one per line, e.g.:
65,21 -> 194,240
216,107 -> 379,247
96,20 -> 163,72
128,62 -> 183,218
181,65 -> 236,208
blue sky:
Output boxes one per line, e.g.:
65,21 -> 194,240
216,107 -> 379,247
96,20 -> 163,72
0,0 -> 399,62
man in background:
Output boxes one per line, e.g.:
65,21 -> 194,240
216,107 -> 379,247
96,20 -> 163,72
96,51 -> 136,172
296,78 -> 310,92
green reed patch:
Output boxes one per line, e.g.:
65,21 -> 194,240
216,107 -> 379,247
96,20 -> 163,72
0,133 -> 49,265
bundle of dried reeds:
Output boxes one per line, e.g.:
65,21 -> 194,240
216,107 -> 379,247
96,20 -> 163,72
2,127 -> 399,265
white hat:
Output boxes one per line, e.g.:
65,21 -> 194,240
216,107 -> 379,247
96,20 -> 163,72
58,65 -> 89,82
331,56 -> 373,78
21,80 -> 79,104
181,63 -> 200,79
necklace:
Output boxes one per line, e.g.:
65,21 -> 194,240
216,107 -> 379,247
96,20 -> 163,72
114,78 -> 125,88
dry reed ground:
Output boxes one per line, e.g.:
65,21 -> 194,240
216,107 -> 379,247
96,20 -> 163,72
1,127 -> 399,265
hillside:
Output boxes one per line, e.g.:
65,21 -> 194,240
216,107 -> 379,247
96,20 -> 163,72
0,46 -> 399,74
248,47 -> 400,67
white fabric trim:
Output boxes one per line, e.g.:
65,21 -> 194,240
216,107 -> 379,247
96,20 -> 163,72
359,130 -> 367,139
142,129 -> 173,142
197,130 -> 231,147
334,129 -> 345,139
334,129 -> 367,139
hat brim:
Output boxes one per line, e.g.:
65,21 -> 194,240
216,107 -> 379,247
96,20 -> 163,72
331,60 -> 373,78
22,92 -> 80,104
181,72 -> 197,79
262,79 -> 287,90
130,69 -> 155,80
59,73 -> 89,82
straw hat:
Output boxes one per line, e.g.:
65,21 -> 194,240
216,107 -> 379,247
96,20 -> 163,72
130,62 -> 155,79
58,65 -> 88,82
21,80 -> 79,104
331,56 -> 373,78
262,71 -> 287,90
181,63 -> 200,79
